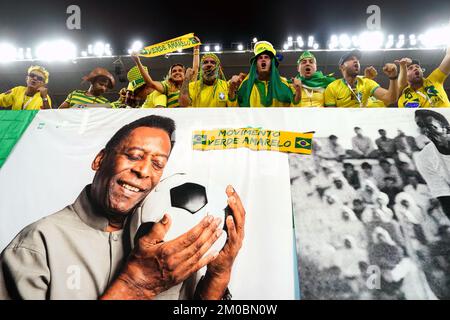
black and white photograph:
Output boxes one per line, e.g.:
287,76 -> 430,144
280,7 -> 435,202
289,108 -> 450,300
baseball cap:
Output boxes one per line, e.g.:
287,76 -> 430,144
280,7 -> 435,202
339,50 -> 362,66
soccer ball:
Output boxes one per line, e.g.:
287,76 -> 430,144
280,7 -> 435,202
131,172 -> 228,254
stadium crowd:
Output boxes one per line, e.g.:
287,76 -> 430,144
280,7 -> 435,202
290,125 -> 450,299
1,39 -> 450,109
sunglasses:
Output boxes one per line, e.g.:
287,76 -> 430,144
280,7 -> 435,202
28,73 -> 45,82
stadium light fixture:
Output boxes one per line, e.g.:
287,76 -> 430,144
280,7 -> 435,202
339,34 -> 351,49
385,34 -> 394,49
35,40 -> 77,61
359,31 -> 384,50
237,44 -> 244,51
252,37 -> 258,43
0,43 -> 17,62
307,36 -> 314,48
25,48 -> 32,60
93,41 -> 105,57
204,45 -> 210,52
396,34 -> 405,48
214,44 -> 221,52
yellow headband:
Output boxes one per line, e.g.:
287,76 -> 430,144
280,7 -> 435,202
27,65 -> 49,84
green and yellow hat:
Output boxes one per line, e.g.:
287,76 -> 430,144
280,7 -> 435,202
250,41 -> 279,66
297,51 -> 316,65
127,66 -> 148,92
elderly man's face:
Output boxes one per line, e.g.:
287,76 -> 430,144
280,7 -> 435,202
91,127 -> 171,215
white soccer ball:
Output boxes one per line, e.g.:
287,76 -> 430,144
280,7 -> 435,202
131,172 -> 229,254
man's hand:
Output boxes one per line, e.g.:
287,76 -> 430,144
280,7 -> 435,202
394,57 -> 412,68
194,36 -> 201,50
364,66 -> 378,80
101,214 -> 223,299
197,185 -> 246,300
37,87 -> 48,98
229,73 -> 246,93
383,63 -> 398,78
131,52 -> 141,63
185,68 -> 195,82
291,77 -> 302,92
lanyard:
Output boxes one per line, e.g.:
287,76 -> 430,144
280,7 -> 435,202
22,94 -> 33,110
416,90 -> 434,107
345,81 -> 363,107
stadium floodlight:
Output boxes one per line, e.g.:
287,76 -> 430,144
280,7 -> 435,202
339,34 -> 351,49
214,44 -> 221,52
81,51 -> 88,57
351,35 -> 360,48
359,31 -> 384,50
409,34 -> 417,46
252,37 -> 258,43
35,40 -> 77,61
87,44 -> 93,55
283,43 -> 289,50
422,25 -> 450,48
308,36 -> 314,48
204,45 -> 210,52
17,48 -> 24,60
396,34 -> 405,48
313,43 -> 319,50
385,34 -> 394,49
328,34 -> 339,50
296,36 -> 304,48
93,41 -> 105,57
104,43 -> 112,56
237,44 -> 244,51
25,48 -> 32,60
0,43 -> 17,62
129,40 -> 143,54
287,36 -> 293,42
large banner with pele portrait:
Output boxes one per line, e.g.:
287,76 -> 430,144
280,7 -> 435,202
1,108 -> 450,300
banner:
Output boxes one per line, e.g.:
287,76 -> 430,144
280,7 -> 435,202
192,127 -> 313,154
139,33 -> 201,57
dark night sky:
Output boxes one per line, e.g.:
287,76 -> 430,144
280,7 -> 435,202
1,0 -> 450,53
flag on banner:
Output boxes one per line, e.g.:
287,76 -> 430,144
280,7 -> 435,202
192,127 -> 314,154
139,33 -> 201,58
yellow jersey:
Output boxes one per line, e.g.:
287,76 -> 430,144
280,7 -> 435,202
398,68 -> 450,108
324,77 -> 381,107
0,86 -> 52,110
142,90 -> 168,108
189,79 -> 229,107
294,86 -> 325,107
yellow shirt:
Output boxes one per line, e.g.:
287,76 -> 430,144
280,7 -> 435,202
398,68 -> 450,108
324,77 -> 380,107
0,86 -> 52,110
189,79 -> 229,107
294,86 -> 325,107
142,90 -> 168,108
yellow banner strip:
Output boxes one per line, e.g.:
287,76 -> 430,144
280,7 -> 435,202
192,128 -> 314,154
139,33 -> 201,58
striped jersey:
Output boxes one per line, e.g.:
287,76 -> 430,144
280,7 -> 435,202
64,90 -> 110,107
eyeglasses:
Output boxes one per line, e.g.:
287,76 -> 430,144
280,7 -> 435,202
28,73 -> 45,82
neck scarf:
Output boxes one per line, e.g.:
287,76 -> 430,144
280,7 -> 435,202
238,58 -> 292,107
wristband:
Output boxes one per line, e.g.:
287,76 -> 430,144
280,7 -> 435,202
389,75 -> 399,80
